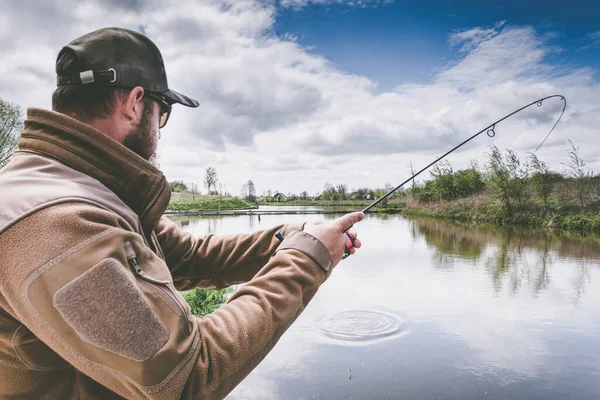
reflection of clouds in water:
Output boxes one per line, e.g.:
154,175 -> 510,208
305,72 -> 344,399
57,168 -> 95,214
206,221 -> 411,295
227,373 -> 281,400
304,220 -> 599,381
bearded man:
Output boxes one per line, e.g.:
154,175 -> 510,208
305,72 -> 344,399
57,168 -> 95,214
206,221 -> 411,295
0,27 -> 363,399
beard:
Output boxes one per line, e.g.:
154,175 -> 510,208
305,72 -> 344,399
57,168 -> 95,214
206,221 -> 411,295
123,102 -> 158,163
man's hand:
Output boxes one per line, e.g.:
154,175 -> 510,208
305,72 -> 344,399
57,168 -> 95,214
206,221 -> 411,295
303,212 -> 365,267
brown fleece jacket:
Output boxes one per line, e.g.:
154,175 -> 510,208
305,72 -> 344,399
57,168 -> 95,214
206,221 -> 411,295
0,109 -> 333,399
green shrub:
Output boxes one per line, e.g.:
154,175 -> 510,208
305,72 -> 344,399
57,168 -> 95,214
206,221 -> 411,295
417,161 -> 485,203
182,288 -> 233,317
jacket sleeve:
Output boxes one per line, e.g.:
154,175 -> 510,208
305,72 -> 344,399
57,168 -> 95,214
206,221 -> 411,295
154,216 -> 304,290
3,203 -> 332,400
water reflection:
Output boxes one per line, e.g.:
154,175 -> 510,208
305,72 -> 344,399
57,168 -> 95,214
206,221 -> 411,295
414,218 -> 600,299
168,212 -> 600,399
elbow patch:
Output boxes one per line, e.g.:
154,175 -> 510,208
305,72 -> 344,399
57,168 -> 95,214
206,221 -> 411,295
53,258 -> 169,362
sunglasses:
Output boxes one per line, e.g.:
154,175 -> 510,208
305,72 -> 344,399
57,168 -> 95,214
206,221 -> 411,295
146,92 -> 172,128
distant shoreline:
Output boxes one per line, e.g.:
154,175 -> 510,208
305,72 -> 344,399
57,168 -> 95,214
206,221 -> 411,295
166,197 -> 600,233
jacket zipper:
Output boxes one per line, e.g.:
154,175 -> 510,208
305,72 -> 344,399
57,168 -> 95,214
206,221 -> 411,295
141,180 -> 166,216
125,242 -> 191,336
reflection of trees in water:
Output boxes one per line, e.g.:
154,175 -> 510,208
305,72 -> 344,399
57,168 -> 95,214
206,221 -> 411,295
168,217 -> 190,228
414,218 -> 599,298
416,219 -> 487,270
167,216 -> 218,234
486,236 -> 518,294
572,260 -> 592,307
205,217 -> 217,234
532,238 -> 551,295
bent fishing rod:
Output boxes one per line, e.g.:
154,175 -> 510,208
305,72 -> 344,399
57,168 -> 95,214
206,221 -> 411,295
342,94 -> 567,258
362,94 -> 566,213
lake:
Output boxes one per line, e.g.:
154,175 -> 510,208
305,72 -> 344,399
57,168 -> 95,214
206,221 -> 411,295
167,207 -> 600,399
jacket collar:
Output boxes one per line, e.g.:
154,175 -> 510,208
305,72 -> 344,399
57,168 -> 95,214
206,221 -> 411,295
19,108 -> 171,236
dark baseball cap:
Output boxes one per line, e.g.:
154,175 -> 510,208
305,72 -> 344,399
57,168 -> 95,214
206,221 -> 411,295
56,27 -> 199,108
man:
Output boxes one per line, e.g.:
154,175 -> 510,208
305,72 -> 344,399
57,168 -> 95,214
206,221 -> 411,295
0,27 -> 363,399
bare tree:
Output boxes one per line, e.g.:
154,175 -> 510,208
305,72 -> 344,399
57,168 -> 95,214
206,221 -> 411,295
190,183 -> 197,202
0,99 -> 23,167
204,167 -> 218,193
409,161 -> 417,191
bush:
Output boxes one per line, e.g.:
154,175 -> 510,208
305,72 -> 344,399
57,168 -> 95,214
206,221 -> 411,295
417,161 -> 485,203
182,288 -> 232,317
485,146 -> 530,210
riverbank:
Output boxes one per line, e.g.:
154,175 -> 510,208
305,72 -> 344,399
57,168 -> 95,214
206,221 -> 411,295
259,195 -> 600,233
167,197 -> 257,212
258,200 -> 405,212
167,193 -> 600,233
399,192 -> 600,232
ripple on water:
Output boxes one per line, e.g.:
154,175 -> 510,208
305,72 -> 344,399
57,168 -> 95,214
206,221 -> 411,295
319,310 -> 405,342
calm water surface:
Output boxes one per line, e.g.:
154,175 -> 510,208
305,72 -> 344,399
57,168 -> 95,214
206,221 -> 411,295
168,207 -> 600,400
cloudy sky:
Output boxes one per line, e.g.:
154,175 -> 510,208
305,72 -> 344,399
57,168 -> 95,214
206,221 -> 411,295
1,0 -> 599,196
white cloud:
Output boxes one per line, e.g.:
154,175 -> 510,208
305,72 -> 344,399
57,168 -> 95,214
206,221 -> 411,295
448,21 -> 506,53
280,0 -> 394,10
587,31 -> 600,41
1,1 -> 599,196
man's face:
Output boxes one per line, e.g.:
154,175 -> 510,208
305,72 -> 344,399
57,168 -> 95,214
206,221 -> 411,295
123,100 -> 159,162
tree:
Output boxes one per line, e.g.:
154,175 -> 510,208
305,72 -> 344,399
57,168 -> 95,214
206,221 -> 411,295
505,149 -> 529,206
300,191 -> 309,200
485,146 -> 530,211
190,183 -> 198,202
169,180 -> 188,192
321,183 -> 339,200
0,99 -> 23,167
430,160 -> 454,201
528,153 -> 556,211
204,167 -> 218,193
486,146 -> 513,210
409,161 -> 416,191
563,140 -> 591,208
336,184 -> 348,200
246,180 -> 256,203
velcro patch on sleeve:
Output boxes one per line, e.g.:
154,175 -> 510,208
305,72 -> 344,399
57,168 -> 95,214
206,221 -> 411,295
53,258 -> 169,362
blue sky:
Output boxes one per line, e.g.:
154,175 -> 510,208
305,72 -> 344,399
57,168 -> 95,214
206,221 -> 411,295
1,0 -> 599,194
274,0 -> 600,91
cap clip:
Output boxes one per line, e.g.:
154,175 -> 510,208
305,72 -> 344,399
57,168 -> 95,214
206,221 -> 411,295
79,70 -> 95,84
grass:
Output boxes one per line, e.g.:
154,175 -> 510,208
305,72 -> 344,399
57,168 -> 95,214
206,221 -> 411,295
400,190 -> 600,232
168,197 -> 257,211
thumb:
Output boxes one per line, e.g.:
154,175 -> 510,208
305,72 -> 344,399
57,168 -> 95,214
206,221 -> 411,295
336,211 -> 365,231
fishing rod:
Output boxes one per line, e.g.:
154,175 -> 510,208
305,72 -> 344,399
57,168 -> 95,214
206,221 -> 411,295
342,94 -> 567,258
362,94 -> 566,213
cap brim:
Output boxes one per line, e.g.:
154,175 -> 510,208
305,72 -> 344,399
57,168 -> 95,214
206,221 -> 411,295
161,88 -> 200,108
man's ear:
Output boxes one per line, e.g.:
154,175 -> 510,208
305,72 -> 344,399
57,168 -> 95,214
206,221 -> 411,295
122,86 -> 145,125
